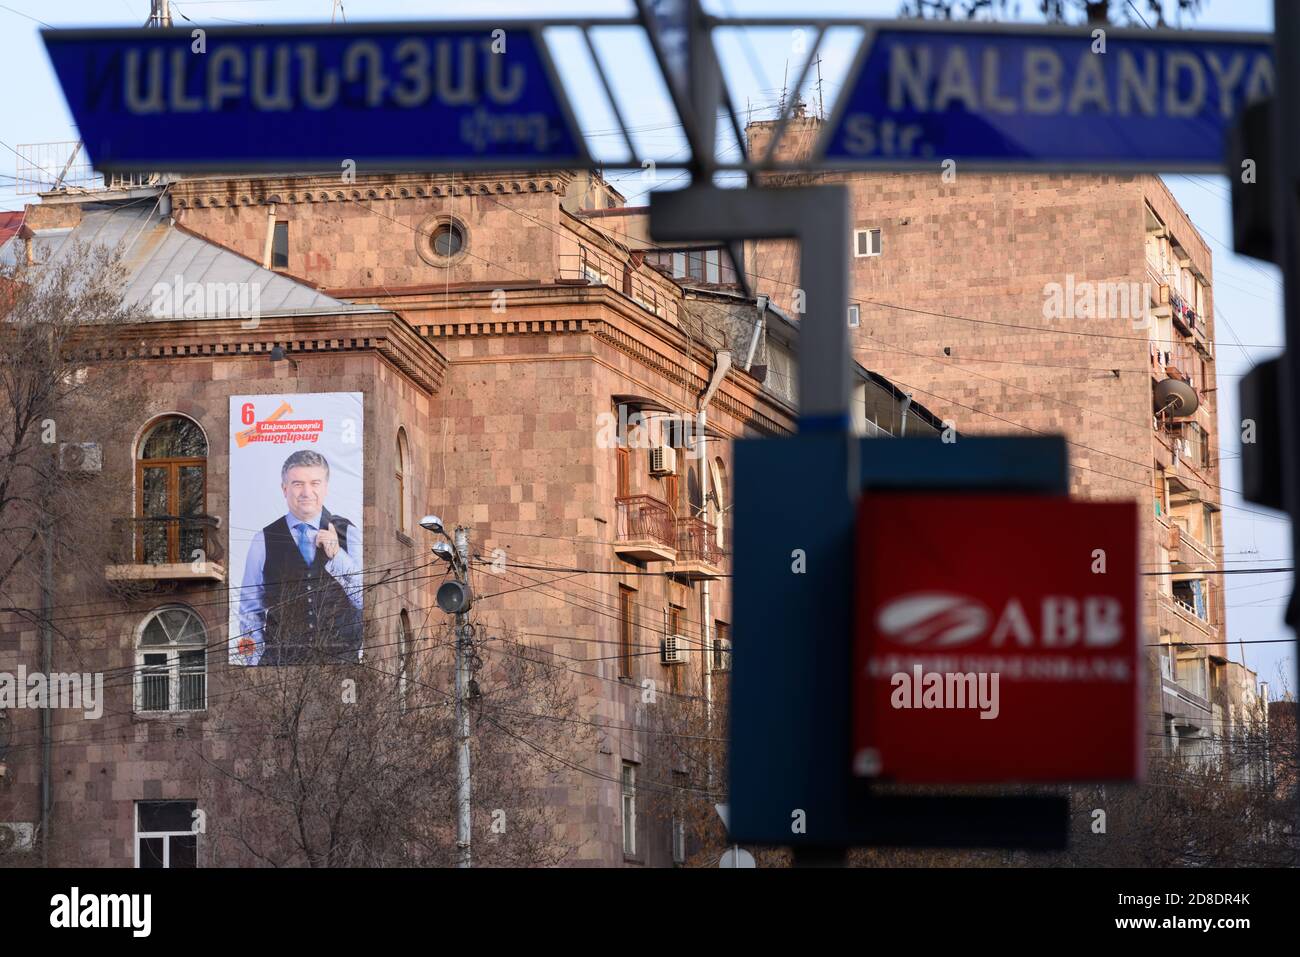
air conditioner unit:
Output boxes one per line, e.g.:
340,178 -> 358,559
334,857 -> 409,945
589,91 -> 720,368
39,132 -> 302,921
661,634 -> 688,665
649,445 -> 677,477
711,637 -> 732,673
58,441 -> 102,473
0,823 -> 35,854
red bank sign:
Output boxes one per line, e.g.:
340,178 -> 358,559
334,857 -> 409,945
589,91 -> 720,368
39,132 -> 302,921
852,494 -> 1142,784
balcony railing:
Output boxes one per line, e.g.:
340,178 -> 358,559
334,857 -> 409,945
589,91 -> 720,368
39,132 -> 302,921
1162,675 -> 1212,715
1151,340 -> 1198,392
614,495 -> 677,562
1170,520 -> 1214,565
1169,290 -> 1202,335
1145,260 -> 1167,291
107,515 -> 224,581
558,244 -> 679,324
676,516 -> 723,566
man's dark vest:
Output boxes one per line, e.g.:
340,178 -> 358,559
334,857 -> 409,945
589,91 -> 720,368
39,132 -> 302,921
260,507 -> 363,665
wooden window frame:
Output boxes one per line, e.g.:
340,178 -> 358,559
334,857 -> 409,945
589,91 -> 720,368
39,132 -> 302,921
136,417 -> 208,564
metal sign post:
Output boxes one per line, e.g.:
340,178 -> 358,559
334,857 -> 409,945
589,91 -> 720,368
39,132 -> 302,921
1257,0 -> 1300,838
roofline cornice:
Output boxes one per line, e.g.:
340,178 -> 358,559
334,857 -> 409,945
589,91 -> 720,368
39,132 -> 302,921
169,172 -> 575,209
66,312 -> 447,395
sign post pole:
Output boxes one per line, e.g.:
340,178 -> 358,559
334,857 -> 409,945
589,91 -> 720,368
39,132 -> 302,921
1266,0 -> 1300,838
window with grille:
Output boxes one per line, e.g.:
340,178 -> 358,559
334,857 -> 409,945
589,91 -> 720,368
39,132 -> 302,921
136,606 -> 207,713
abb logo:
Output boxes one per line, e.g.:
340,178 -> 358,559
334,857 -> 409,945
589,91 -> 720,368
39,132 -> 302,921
877,591 -> 1125,649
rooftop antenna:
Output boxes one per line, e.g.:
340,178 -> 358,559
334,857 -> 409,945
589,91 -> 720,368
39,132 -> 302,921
149,0 -> 172,28
331,0 -> 347,24
777,59 -> 789,117
815,55 -> 825,119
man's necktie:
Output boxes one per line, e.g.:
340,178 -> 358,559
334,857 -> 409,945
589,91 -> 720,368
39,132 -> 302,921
296,522 -> 315,565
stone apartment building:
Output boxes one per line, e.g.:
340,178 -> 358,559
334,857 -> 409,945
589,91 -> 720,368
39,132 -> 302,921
0,166 -> 938,866
747,113 -> 1256,761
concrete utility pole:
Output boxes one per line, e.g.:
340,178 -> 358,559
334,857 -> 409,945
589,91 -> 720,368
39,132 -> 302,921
453,525 -> 473,869
421,514 -> 474,866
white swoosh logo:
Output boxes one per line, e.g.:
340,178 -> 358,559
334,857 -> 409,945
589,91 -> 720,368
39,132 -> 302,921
877,593 -> 989,648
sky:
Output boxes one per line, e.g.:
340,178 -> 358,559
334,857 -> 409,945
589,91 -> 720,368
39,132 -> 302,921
0,0 -> 1292,695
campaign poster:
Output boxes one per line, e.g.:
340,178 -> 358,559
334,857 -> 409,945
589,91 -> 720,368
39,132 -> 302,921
228,393 -> 364,666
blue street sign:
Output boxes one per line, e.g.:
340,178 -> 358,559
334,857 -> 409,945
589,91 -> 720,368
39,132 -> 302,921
41,22 -> 591,174
637,0 -> 691,101
819,23 -> 1274,172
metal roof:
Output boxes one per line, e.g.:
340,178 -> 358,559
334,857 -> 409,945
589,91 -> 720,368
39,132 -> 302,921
0,195 -> 382,322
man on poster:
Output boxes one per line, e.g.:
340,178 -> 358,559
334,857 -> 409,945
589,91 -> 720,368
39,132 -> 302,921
237,449 -> 364,665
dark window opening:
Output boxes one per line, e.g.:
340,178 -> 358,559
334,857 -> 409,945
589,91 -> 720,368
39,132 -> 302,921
271,221 -> 288,269
432,222 -> 465,258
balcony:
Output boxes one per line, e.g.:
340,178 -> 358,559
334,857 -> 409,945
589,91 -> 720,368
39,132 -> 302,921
1157,590 -> 1217,641
672,516 -> 723,581
1162,674 -> 1212,720
1169,520 -> 1214,566
1150,340 -> 1198,392
105,515 -> 225,582
613,495 -> 677,563
1159,648 -> 1212,721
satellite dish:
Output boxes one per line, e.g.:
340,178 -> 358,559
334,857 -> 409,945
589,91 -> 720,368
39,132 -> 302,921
1154,377 -> 1199,417
719,847 -> 756,868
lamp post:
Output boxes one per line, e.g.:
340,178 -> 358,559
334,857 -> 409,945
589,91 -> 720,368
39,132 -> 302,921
421,515 -> 473,868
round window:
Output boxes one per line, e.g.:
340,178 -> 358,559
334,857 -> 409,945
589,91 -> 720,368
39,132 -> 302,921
416,215 -> 469,267
432,222 -> 464,258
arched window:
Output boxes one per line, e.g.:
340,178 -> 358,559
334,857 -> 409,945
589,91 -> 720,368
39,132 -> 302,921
136,416 -> 208,565
136,605 -> 207,713
396,428 -> 410,535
